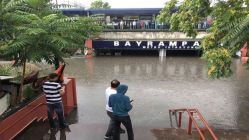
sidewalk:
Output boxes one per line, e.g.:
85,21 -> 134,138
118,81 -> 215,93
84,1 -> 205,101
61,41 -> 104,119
16,118 -> 249,140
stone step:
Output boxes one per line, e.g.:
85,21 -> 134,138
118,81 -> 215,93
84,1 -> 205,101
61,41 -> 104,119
151,128 -> 198,140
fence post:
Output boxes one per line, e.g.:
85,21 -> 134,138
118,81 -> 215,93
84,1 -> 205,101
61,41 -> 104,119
187,112 -> 193,135
178,112 -> 182,128
199,129 -> 205,140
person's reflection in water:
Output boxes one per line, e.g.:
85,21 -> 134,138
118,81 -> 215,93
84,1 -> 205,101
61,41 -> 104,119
60,129 -> 66,140
48,126 -> 71,140
60,126 -> 71,140
49,128 -> 57,140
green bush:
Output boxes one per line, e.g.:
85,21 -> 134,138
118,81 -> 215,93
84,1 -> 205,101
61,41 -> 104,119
0,64 -> 15,76
202,47 -> 232,78
23,85 -> 38,100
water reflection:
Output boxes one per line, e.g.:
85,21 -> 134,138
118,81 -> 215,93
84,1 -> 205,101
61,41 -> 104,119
232,59 -> 249,129
16,56 -> 249,139
80,57 -> 207,80
16,110 -> 76,140
64,56 -> 249,130
42,127 -> 70,140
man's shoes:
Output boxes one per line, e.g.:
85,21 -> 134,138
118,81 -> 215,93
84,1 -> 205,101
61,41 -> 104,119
120,128 -> 125,134
104,135 -> 113,140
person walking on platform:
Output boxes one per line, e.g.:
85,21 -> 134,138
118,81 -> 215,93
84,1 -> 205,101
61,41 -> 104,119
120,20 -> 124,29
42,73 -> 68,130
109,84 -> 134,140
105,79 -> 125,139
132,20 -> 136,29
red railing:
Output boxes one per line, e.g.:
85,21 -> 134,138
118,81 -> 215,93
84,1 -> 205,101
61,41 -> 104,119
169,108 -> 218,140
0,103 -> 46,139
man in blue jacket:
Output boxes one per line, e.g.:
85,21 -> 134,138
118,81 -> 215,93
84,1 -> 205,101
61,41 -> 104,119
109,84 -> 134,140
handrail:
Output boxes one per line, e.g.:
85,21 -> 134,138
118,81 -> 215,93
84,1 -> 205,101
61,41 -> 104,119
186,109 -> 205,140
102,28 -> 208,32
169,108 -> 218,140
0,103 -> 45,135
195,109 -> 218,140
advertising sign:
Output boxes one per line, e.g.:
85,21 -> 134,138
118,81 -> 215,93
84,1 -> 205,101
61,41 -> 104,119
93,40 -> 201,50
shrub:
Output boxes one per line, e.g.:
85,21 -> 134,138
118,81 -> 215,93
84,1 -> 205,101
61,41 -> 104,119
202,47 -> 232,78
0,64 -> 15,76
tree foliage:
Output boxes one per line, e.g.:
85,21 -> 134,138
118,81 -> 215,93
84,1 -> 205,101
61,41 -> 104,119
90,0 -> 111,9
0,0 -> 102,102
158,0 -> 211,37
158,0 -> 249,78
1,0 -> 102,66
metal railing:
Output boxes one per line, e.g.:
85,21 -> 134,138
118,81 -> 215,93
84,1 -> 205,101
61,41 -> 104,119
102,28 -> 208,32
169,108 -> 218,140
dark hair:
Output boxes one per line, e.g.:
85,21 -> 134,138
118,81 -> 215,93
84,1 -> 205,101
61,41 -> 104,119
49,73 -> 59,80
111,79 -> 120,88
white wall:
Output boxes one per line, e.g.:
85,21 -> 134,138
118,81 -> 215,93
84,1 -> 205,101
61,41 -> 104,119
0,94 -> 10,115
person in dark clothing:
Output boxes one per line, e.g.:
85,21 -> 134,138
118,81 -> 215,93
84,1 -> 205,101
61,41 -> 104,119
109,84 -> 134,140
105,80 -> 125,139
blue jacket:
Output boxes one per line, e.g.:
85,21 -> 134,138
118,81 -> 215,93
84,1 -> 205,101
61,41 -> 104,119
108,84 -> 132,116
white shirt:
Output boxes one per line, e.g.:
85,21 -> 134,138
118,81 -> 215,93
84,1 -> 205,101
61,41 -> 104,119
105,87 -> 117,112
133,21 -> 136,26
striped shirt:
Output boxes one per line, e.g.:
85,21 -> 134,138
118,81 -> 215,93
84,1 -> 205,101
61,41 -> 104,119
43,81 -> 62,104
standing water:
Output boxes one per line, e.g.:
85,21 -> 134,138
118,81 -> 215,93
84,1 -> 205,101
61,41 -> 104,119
16,56 -> 249,140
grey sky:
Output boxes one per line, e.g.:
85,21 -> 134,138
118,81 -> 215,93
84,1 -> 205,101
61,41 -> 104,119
52,0 -> 168,8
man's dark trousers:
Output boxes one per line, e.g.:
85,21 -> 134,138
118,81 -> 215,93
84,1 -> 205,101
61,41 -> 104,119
47,102 -> 66,128
105,111 -> 115,136
113,115 -> 134,140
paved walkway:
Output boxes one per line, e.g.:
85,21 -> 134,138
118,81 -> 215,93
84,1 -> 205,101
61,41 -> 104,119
16,122 -> 249,140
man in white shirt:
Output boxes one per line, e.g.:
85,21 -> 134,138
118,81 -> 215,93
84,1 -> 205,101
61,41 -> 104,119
132,20 -> 136,29
120,20 -> 124,29
105,79 -> 125,139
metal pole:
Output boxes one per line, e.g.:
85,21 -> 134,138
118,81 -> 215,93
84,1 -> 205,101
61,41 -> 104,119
178,112 -> 182,128
199,129 -> 205,140
187,112 -> 193,135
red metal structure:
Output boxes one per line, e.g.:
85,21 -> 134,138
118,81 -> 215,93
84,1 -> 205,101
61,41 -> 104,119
0,77 -> 77,140
169,108 -> 218,140
54,64 -> 66,83
241,42 -> 248,57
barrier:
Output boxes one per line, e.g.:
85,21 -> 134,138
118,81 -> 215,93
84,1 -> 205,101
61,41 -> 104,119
169,108 -> 218,140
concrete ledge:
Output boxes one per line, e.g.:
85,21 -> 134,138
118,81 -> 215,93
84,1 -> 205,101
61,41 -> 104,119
99,31 -> 207,40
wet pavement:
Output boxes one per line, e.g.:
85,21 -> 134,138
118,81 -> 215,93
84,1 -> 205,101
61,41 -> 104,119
16,56 -> 249,140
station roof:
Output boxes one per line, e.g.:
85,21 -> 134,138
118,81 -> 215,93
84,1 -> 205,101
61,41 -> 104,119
62,8 -> 162,16
62,9 -> 88,16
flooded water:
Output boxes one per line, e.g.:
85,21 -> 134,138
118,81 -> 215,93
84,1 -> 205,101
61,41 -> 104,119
16,56 -> 249,140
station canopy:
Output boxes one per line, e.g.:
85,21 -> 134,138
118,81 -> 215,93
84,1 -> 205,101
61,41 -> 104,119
62,8 -> 162,16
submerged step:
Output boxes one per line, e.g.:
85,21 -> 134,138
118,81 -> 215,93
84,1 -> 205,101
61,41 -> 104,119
151,128 -> 198,140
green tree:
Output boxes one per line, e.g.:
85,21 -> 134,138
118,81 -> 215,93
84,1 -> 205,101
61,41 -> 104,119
0,0 -> 102,102
90,0 -> 111,9
0,0 -> 31,42
158,0 -> 249,78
